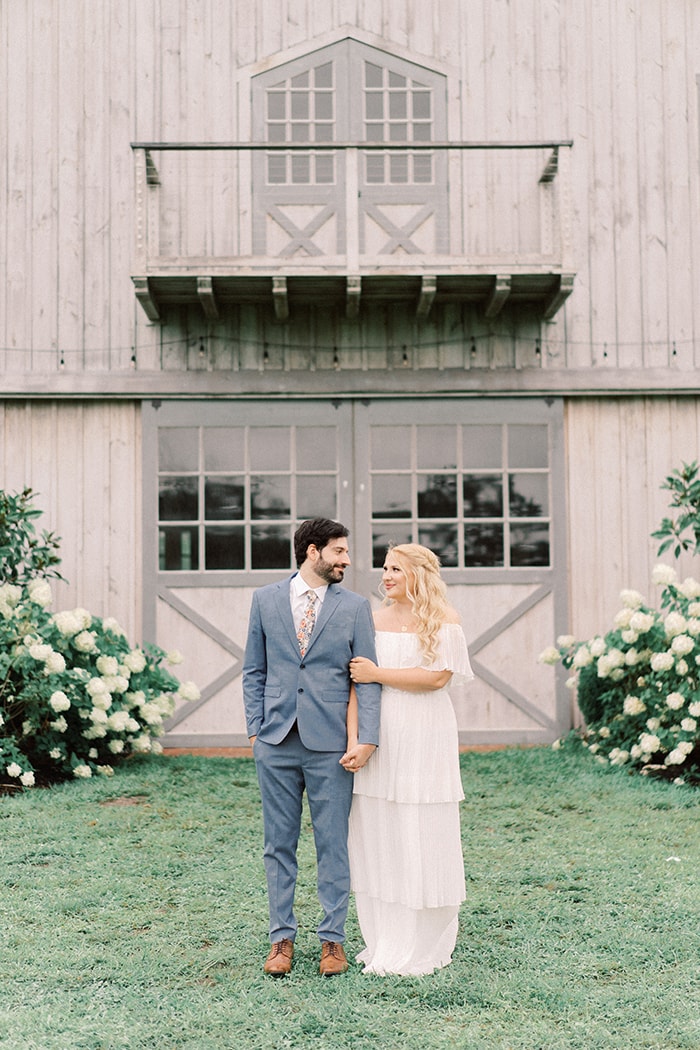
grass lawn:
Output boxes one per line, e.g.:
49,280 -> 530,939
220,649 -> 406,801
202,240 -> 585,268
1,746 -> 699,1050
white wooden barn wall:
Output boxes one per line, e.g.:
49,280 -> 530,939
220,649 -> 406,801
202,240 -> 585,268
1,0 -> 699,379
0,403 -> 142,639
0,397 -> 698,683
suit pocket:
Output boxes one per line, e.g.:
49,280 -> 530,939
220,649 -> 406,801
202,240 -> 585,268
263,685 -> 282,698
323,691 -> 349,703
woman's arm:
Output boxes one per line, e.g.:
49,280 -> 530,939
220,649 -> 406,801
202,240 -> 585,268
349,657 -> 451,692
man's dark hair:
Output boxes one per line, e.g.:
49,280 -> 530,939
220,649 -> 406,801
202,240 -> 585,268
294,518 -> 349,568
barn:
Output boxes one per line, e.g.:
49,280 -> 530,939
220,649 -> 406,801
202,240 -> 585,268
2,1 -> 699,747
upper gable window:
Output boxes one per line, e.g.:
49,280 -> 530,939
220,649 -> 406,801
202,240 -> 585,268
255,39 -> 445,187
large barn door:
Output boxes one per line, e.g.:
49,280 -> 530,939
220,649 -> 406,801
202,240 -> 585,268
144,398 -> 567,748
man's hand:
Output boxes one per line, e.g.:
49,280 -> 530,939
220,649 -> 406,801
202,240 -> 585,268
249,736 -> 256,746
339,742 -> 376,772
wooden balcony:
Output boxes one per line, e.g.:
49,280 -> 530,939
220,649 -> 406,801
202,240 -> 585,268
131,141 -> 575,323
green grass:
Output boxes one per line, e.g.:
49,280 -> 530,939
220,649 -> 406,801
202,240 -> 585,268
1,747 -> 699,1050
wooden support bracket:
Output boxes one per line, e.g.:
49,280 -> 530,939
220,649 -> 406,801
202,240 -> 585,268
484,275 -> 511,318
272,276 -> 289,321
539,146 -> 559,183
197,277 -> 219,321
346,276 -> 361,319
542,273 -> 575,319
132,277 -> 161,322
416,275 -> 436,319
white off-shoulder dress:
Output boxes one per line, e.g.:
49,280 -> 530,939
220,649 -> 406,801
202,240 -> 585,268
348,623 -> 473,976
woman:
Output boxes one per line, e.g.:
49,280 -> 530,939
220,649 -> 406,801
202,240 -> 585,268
341,543 -> 473,976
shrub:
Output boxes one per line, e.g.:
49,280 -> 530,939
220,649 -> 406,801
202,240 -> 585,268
540,566 -> 700,784
0,490 -> 199,789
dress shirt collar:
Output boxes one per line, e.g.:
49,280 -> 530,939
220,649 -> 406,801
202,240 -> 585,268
291,572 -> 328,604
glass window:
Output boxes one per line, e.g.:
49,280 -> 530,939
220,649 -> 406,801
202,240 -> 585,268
369,421 -> 552,569
157,422 -> 341,573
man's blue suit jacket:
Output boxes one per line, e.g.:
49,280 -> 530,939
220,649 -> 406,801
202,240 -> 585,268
243,574 -> 381,752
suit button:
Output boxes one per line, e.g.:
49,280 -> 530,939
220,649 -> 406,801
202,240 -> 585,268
300,663 -> 305,669
298,688 -> 304,693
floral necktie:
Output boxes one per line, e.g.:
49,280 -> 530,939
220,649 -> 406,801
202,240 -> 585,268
297,590 -> 317,656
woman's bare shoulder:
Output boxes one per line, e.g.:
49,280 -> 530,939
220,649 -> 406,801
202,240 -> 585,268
373,606 -> 394,629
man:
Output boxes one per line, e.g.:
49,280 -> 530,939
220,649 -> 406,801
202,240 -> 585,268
243,518 -> 381,977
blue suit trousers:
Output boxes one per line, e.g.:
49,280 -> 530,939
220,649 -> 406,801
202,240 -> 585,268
254,728 -> 354,944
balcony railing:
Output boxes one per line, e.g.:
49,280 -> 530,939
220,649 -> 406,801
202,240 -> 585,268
131,140 -> 574,322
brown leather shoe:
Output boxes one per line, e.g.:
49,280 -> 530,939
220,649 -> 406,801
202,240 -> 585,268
263,938 -> 294,976
319,941 -> 348,976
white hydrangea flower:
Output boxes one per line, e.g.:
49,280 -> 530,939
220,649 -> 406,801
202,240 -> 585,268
167,650 -> 184,665
73,765 -> 92,778
82,724 -> 107,739
74,631 -> 97,653
108,739 -> 125,754
52,609 -> 84,636
538,646 -> 560,665
572,646 -> 593,668
589,637 -> 606,657
664,612 -> 687,638
629,611 -> 655,634
688,701 -> 700,717
665,749 -> 687,766
91,692 -> 113,712
677,740 -> 694,755
49,716 -> 68,733
686,619 -> 700,636
49,691 -> 71,713
620,630 -> 639,645
89,708 -> 109,724
19,771 -> 35,787
131,734 -> 152,753
125,717 -> 140,733
666,692 -> 685,710
177,680 -> 201,703
566,676 -> 577,689
139,703 -> 163,726
650,651 -> 675,672
630,743 -> 643,759
86,677 -> 110,698
155,693 -> 175,716
678,577 -> 700,599
28,642 -> 52,662
97,765 -> 115,777
103,617 -> 126,637
102,674 -> 129,695
689,602 -> 700,618
49,748 -> 63,760
0,583 -> 22,607
614,608 -> 633,628
652,564 -> 678,586
6,763 -> 21,777
671,634 -> 694,656
609,748 -> 630,765
88,748 -> 98,759
151,740 -> 164,754
597,649 -> 624,678
96,655 -> 119,677
624,648 -> 640,666
106,710 -> 130,732
44,651 -> 66,675
676,660 -> 689,676
639,733 -> 661,754
620,589 -> 645,609
680,717 -> 697,732
598,726 -> 611,738
27,579 -> 53,607
623,695 -> 646,716
646,717 -> 661,731
123,649 -> 147,674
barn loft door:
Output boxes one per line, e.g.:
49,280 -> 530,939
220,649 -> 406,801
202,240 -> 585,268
142,398 -> 567,748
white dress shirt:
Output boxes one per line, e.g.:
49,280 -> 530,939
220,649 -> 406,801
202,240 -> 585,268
290,573 -> 328,633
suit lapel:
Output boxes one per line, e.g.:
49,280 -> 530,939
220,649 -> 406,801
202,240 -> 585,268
275,577 -> 300,652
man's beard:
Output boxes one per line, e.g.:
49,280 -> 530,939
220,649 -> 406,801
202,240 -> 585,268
316,555 -> 345,584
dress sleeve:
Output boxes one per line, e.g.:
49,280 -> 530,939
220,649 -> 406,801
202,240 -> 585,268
427,623 -> 475,680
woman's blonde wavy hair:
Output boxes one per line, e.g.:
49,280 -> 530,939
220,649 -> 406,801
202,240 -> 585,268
381,543 -> 449,664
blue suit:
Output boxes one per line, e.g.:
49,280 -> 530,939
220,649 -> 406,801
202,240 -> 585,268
243,574 -> 381,944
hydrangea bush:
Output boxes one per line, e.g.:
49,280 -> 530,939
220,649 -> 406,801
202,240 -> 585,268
0,489 -> 199,789
540,564 -> 700,784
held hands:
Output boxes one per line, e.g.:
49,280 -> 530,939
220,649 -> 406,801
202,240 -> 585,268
339,742 -> 376,773
349,656 -> 379,684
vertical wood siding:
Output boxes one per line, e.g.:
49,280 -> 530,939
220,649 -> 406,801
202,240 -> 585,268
566,397 -> 700,641
1,0 -> 698,377
0,403 -> 142,639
